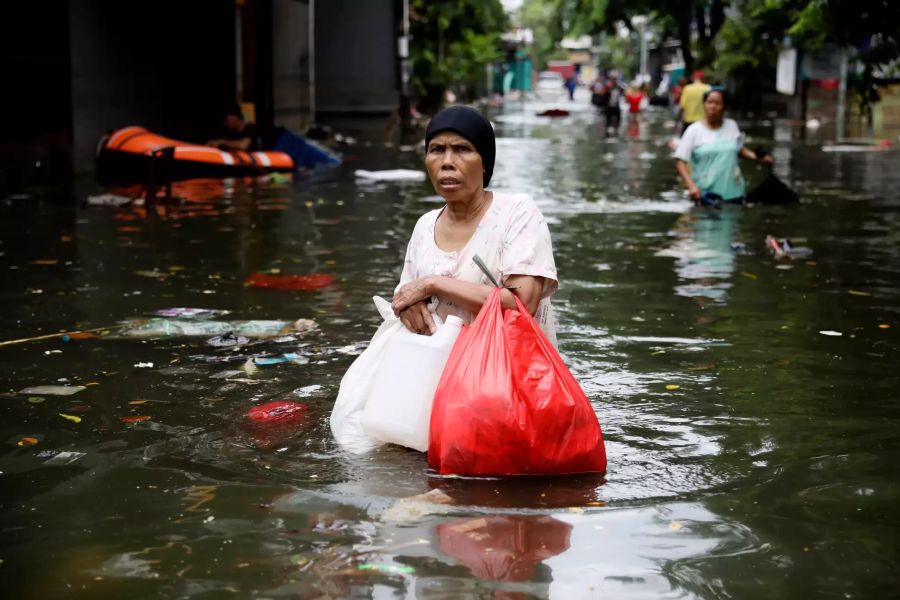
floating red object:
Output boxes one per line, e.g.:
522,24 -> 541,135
245,273 -> 335,291
537,109 -> 570,117
246,401 -> 308,425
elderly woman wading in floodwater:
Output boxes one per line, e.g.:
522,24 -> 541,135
392,106 -> 559,345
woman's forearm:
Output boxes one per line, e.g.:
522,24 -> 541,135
675,159 -> 694,188
428,275 -> 542,316
738,146 -> 757,161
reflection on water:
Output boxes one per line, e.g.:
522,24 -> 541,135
437,515 -> 571,583
2,94 -> 900,598
656,207 -> 742,303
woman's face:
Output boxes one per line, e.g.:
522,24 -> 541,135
425,132 -> 484,201
703,91 -> 726,121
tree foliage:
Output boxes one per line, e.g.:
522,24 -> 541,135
410,0 -> 508,113
532,0 -> 900,85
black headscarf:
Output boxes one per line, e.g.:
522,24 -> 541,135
425,106 -> 496,188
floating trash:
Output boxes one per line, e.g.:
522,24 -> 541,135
154,308 -> 231,319
354,169 -> 426,182
119,318 -> 299,338
765,235 -> 813,260
19,385 -> 86,396
730,242 -> 752,255
293,384 -> 322,397
120,416 -> 152,423
245,273 -> 335,291
253,353 -> 308,366
43,451 -> 86,465
62,332 -> 100,341
210,370 -> 245,380
246,401 -> 307,425
206,332 -> 249,347
358,564 -> 415,575
86,193 -> 134,207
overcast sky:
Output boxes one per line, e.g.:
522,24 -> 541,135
501,0 -> 523,12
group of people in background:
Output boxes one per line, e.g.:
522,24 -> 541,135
590,73 -> 647,133
586,67 -> 774,206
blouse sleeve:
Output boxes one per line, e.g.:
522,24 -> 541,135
499,195 -> 559,299
396,218 -> 422,292
674,125 -> 696,162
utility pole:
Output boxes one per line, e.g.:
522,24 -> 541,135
631,15 -> 649,83
399,0 -> 412,134
308,0 -> 316,128
836,47 -> 847,141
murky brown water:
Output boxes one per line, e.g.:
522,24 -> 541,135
2,96 -> 899,599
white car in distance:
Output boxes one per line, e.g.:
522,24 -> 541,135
535,71 -> 566,100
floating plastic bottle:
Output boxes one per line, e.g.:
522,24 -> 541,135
362,314 -> 464,452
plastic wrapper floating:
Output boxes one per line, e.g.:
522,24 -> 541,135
118,318 -> 317,339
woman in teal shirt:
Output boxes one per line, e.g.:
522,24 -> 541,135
674,88 -> 772,204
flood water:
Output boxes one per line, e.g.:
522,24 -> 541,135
2,96 -> 899,599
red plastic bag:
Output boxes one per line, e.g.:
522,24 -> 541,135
246,401 -> 308,425
428,288 -> 606,476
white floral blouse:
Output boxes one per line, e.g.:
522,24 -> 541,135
397,192 -> 559,345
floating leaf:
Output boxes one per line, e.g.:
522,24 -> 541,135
669,520 -> 683,531
848,290 -> 871,297
129,400 -> 148,405
31,259 -> 59,265
665,384 -> 680,390
59,413 -> 82,423
17,437 -> 39,446
740,271 -> 758,280
879,324 -> 891,329
134,270 -> 169,280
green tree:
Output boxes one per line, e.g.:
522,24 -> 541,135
544,0 -> 729,74
545,0 -> 900,113
516,0 -> 569,72
410,0 -> 508,113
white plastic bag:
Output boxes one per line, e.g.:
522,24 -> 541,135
330,296 -> 402,454
361,314 -> 461,452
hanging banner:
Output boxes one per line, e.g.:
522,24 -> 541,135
776,48 -> 797,95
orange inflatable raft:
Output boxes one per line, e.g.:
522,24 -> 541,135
98,126 -> 294,181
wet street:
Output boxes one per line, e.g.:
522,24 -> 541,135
2,96 -> 899,599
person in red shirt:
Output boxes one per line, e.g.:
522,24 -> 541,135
625,86 -> 644,118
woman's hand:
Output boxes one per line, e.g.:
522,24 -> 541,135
759,154 -> 774,165
687,183 -> 701,202
675,158 -> 702,203
392,277 -> 434,316
398,301 -> 436,335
